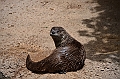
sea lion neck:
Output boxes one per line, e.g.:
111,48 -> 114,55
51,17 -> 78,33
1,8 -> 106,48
51,36 -> 62,47
52,33 -> 74,48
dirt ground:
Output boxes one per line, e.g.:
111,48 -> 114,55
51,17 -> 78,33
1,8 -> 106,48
0,0 -> 120,79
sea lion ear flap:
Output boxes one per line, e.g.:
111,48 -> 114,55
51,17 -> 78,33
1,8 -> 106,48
60,31 -> 68,40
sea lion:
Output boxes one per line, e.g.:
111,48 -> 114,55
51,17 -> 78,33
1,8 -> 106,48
26,27 -> 86,74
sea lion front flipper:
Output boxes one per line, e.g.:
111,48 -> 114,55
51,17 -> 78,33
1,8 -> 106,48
59,71 -> 66,74
26,54 -> 48,73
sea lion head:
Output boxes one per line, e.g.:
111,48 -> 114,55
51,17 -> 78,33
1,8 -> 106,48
50,27 -> 66,37
50,27 -> 69,47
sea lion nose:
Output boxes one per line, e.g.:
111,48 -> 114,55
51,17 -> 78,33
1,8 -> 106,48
52,30 -> 55,34
50,29 -> 55,36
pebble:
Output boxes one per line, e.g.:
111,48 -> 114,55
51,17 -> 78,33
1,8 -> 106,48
101,69 -> 104,71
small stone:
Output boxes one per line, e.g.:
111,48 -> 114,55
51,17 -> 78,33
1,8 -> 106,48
9,13 -> 12,14
95,74 -> 99,76
50,8 -> 54,10
10,7 -> 13,9
51,20 -> 55,22
101,69 -> 104,71
115,68 -> 117,70
10,25 -> 14,27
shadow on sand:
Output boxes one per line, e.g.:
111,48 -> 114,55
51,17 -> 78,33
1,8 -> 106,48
0,72 -> 10,79
78,0 -> 120,64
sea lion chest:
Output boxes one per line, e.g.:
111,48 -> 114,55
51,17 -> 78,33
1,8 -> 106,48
55,46 -> 72,56
54,46 -> 79,60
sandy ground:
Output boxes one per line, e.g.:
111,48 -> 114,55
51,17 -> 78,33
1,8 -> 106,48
0,0 -> 120,79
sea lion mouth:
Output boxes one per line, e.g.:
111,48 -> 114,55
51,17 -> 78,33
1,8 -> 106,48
50,32 -> 59,37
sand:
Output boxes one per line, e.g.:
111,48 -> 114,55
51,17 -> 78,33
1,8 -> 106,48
0,0 -> 120,79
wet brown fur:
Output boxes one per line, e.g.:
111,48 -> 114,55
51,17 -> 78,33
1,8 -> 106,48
26,27 -> 86,74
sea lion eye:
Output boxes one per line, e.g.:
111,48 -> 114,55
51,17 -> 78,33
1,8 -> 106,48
57,30 -> 60,33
